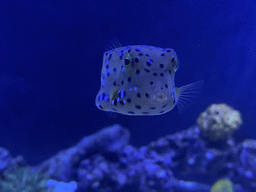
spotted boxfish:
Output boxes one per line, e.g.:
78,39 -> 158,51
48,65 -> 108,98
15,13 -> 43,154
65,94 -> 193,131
95,42 -> 204,116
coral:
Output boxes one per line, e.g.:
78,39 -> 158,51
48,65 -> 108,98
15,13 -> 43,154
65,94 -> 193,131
34,125 -> 241,191
0,148 -> 12,172
197,103 -> 242,141
8,122 -> 255,191
0,147 -> 26,172
46,179 -> 77,192
33,124 -> 130,182
235,139 -> 256,190
0,164 -> 49,191
210,178 -> 233,192
167,179 -> 210,191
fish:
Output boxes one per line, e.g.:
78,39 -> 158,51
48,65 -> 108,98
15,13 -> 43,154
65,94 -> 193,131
95,41 -> 204,116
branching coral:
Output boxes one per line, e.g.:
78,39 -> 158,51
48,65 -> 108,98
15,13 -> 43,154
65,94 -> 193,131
0,165 -> 49,192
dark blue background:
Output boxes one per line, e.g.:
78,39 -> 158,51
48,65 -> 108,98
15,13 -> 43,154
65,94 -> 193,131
0,0 -> 255,165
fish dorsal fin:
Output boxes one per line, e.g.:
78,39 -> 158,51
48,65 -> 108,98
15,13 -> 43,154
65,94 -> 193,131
176,80 -> 204,113
105,38 -> 122,51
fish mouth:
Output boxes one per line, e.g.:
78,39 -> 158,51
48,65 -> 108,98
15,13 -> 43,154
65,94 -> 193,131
152,92 -> 167,103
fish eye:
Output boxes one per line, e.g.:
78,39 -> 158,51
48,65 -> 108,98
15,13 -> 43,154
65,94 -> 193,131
125,58 -> 131,65
173,57 -> 179,72
124,53 -> 134,71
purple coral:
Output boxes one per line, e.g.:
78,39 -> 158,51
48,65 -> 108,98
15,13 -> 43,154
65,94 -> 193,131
1,104 -> 254,191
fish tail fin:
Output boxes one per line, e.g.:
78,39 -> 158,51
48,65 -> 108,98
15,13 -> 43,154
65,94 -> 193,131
176,80 -> 204,113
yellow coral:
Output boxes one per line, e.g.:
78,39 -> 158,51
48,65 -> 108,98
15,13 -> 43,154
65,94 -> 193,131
210,178 -> 233,192
197,103 -> 242,141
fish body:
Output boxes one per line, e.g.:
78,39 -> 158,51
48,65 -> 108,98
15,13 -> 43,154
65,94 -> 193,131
95,44 -> 203,116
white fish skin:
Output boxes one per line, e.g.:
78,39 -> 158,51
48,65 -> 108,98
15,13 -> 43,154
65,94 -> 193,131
95,44 -> 203,116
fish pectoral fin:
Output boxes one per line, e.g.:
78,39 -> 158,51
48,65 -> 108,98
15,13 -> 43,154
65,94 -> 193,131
106,111 -> 118,118
176,80 -> 204,113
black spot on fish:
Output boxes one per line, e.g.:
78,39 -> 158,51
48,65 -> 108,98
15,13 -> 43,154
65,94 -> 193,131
107,73 -> 110,77
153,73 -> 157,76
135,105 -> 141,109
120,100 -> 125,105
128,77 -> 131,82
137,93 -> 141,98
119,51 -> 123,60
112,99 -> 117,106
161,104 -> 167,108
159,110 -> 165,113
128,111 -> 135,114
146,59 -> 153,67
108,54 -> 112,60
146,54 -> 149,57
139,53 -> 143,56
150,81 -> 154,85
144,68 -> 150,73
161,53 -> 165,56
160,73 -> 164,77
159,64 -> 164,68
165,84 -> 168,88
113,82 -> 116,86
136,70 -> 140,74
106,64 -> 109,69
135,58 -> 139,62
145,93 -> 149,98
166,49 -> 171,52
142,112 -> 149,114
121,80 -> 124,85
127,98 -> 131,103
113,68 -> 117,72
99,105 -> 103,109
128,49 -> 131,53
118,91 -> 122,98
135,48 -> 141,52
150,107 -> 156,110
171,57 -> 175,62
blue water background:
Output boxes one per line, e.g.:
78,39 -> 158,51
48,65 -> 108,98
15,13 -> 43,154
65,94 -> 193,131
0,0 -> 255,165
